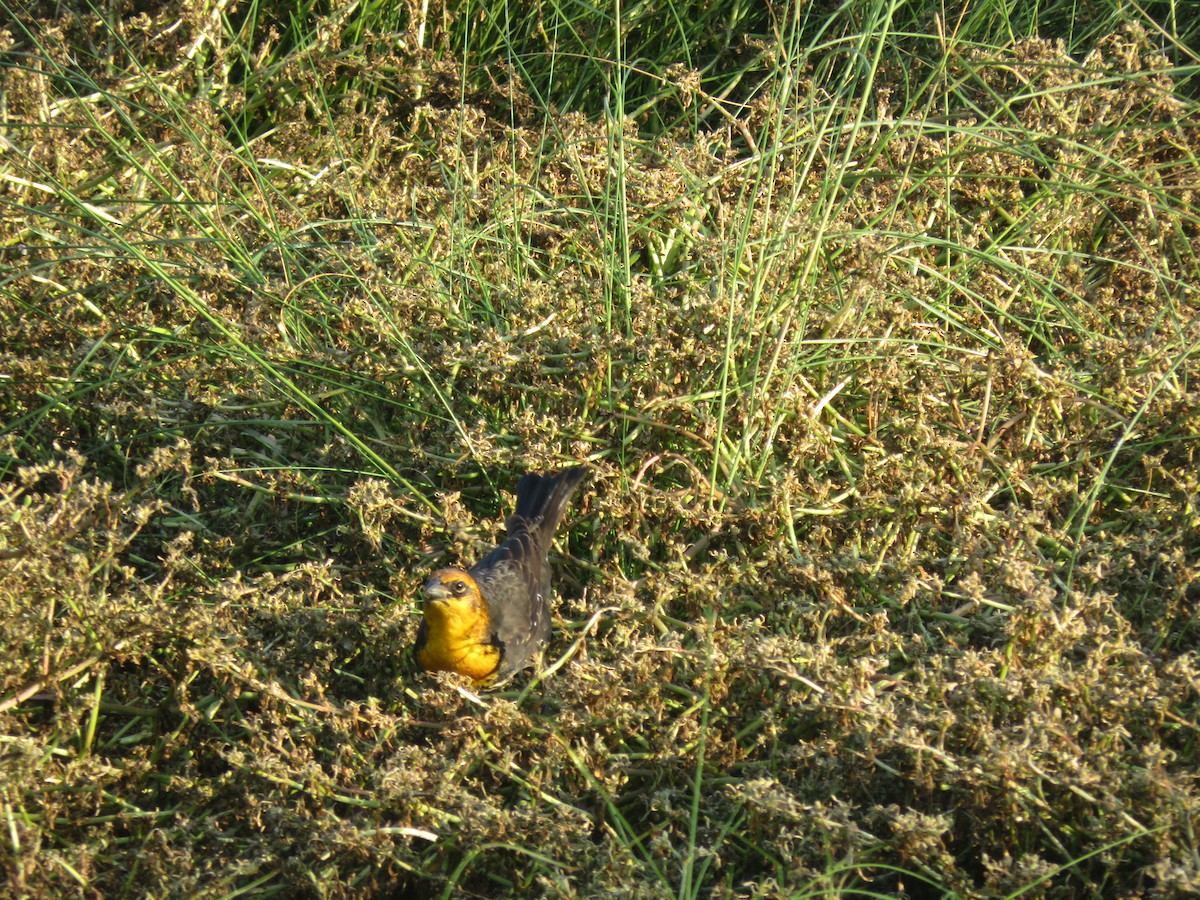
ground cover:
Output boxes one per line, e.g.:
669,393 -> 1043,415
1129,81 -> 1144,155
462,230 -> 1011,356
1,2 -> 1198,896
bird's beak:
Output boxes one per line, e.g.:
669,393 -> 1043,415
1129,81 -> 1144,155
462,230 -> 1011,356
423,578 -> 451,602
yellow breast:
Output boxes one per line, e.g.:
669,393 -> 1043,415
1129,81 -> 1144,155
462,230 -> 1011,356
416,595 -> 501,682
415,638 -> 500,682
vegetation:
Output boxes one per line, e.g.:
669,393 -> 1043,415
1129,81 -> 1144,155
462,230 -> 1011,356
1,0 -> 1198,896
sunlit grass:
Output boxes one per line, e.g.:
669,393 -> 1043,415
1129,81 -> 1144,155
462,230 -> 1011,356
2,0 -> 1199,896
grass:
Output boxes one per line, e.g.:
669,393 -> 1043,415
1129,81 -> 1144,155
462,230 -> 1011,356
2,0 -> 1200,896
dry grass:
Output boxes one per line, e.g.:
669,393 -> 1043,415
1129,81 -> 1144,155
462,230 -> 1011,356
1,4 -> 1199,897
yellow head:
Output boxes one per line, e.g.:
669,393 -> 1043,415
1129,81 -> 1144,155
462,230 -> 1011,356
414,569 -> 501,682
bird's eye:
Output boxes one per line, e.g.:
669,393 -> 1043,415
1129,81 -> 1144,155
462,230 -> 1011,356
450,580 -> 467,595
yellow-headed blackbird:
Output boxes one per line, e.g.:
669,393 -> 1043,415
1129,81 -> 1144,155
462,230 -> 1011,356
414,467 -> 586,684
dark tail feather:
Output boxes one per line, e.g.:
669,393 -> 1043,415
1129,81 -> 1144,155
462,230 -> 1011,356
511,467 -> 587,543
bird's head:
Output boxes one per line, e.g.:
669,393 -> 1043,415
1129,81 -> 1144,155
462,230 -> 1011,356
422,568 -> 488,625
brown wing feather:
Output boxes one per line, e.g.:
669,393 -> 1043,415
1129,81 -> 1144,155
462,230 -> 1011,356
470,467 -> 586,674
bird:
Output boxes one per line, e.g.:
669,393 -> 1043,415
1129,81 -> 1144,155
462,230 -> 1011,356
414,467 -> 586,684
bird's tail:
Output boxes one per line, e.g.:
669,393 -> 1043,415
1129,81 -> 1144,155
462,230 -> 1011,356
510,467 -> 587,545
